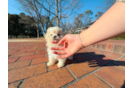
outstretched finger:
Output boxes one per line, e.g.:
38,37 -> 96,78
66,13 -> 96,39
57,54 -> 71,59
51,47 -> 65,50
51,41 -> 58,44
58,37 -> 66,46
52,51 -> 67,55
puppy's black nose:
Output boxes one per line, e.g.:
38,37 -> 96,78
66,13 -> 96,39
54,36 -> 57,39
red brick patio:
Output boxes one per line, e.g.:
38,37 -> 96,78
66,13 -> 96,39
8,38 -> 125,88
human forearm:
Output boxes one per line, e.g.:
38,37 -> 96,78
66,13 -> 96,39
80,1 -> 125,47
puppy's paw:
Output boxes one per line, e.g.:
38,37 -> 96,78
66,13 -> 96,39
47,62 -> 55,66
57,63 -> 65,68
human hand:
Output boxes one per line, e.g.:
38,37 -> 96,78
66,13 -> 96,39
51,34 -> 82,59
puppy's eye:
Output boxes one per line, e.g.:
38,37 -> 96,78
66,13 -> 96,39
50,34 -> 52,36
58,34 -> 60,36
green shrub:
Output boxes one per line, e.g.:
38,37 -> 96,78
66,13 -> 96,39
40,36 -> 44,38
8,35 -> 12,38
17,35 -> 24,38
25,36 -> 30,38
111,34 -> 125,40
8,35 -> 37,38
31,36 -> 35,38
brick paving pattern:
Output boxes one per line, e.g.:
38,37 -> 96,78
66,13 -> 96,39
8,39 -> 125,88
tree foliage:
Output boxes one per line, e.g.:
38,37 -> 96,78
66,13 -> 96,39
95,11 -> 103,19
73,10 -> 93,28
8,13 -> 42,38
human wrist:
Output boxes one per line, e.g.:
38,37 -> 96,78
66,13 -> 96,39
77,34 -> 84,49
79,31 -> 91,47
79,33 -> 85,48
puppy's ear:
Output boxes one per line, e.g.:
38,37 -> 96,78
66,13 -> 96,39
45,31 -> 49,40
45,27 -> 51,40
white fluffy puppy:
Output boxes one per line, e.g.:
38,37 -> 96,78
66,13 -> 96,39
45,26 -> 73,68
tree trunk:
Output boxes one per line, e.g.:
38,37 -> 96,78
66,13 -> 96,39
37,29 -> 39,38
48,0 -> 51,28
46,19 -> 48,31
59,0 -> 61,27
56,18 -> 59,27
36,24 -> 39,38
15,35 -> 17,38
55,0 -> 59,27
39,22 -> 45,38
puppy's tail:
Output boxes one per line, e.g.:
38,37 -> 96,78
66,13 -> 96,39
68,56 -> 73,60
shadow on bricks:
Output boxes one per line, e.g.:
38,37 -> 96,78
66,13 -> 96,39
73,52 -> 125,67
72,52 -> 125,88
121,81 -> 125,88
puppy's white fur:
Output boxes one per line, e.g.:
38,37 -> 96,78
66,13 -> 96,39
45,26 -> 73,68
